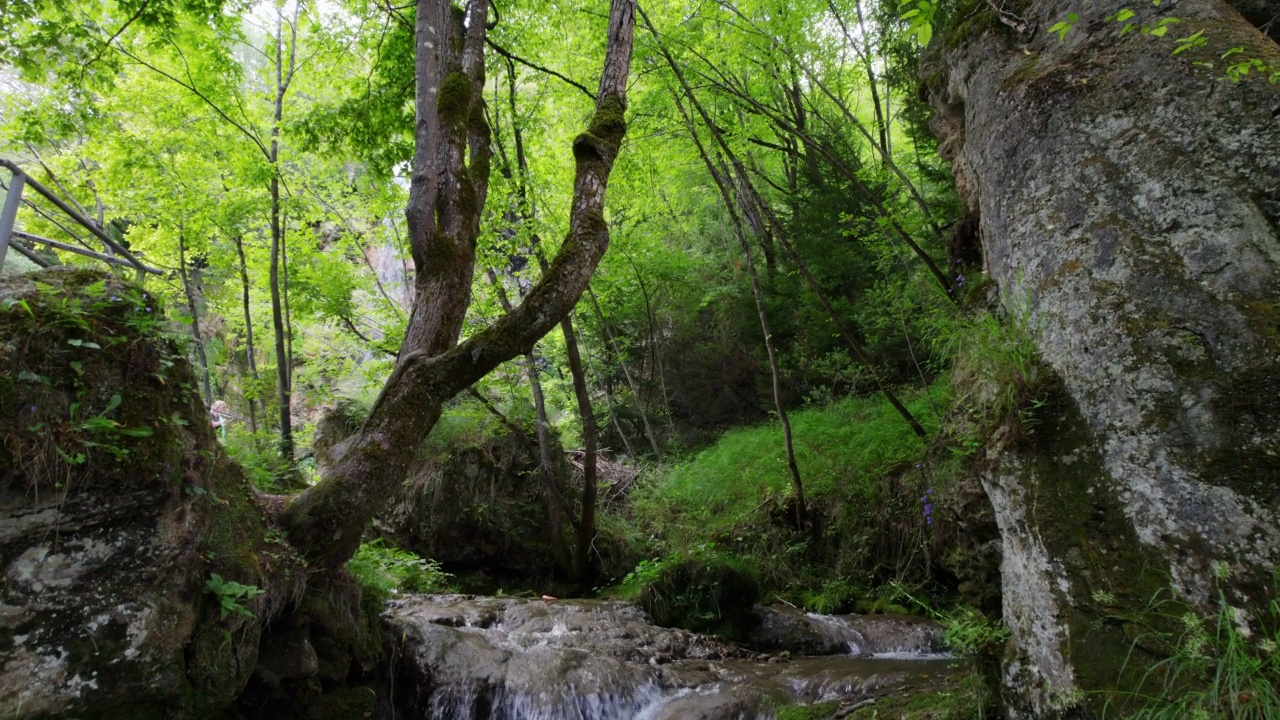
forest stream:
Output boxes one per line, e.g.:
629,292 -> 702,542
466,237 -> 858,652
383,594 -> 961,719
4,0 -> 1278,716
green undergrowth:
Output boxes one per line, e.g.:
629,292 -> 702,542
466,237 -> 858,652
603,381 -> 956,609
220,427 -> 308,492
346,540 -> 455,606
420,394 -> 536,456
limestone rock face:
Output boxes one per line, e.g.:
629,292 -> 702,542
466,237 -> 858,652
928,0 -> 1280,715
0,270 -> 286,718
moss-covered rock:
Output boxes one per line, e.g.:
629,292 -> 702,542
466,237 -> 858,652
636,556 -> 760,639
0,269 -> 304,718
341,406 -> 574,588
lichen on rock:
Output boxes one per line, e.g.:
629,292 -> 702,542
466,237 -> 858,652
0,269 -> 305,718
926,0 -> 1280,714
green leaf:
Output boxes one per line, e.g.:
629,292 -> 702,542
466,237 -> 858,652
1172,29 -> 1206,55
81,417 -> 116,432
1114,8 -> 1135,22
103,394 -> 122,415
116,427 -> 155,438
1049,13 -> 1078,42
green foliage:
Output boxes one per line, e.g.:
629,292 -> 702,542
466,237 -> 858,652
932,306 -> 1045,438
1108,586 -> 1280,720
798,577 -> 864,615
900,0 -> 938,46
610,384 -> 949,600
883,581 -> 1009,655
220,428 -> 296,492
347,540 -> 454,606
1048,12 -> 1079,42
204,572 -> 265,620
621,544 -> 760,638
940,606 -> 1010,655
419,398 -> 512,456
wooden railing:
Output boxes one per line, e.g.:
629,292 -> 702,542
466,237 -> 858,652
0,158 -> 161,279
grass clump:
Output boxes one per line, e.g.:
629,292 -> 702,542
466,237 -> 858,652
419,396 -> 518,456
1108,586 -> 1280,720
932,306 -> 1046,439
347,540 -> 454,606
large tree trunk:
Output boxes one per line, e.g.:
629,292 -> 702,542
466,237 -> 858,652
927,2 -> 1280,715
281,0 -> 636,568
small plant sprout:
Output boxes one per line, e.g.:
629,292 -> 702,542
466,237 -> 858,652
1048,12 -> 1079,42
204,573 -> 265,620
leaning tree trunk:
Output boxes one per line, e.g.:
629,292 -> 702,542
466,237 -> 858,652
927,1 -> 1280,716
281,0 -> 636,568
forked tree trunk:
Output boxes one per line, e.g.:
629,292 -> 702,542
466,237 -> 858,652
927,1 -> 1280,715
281,0 -> 636,568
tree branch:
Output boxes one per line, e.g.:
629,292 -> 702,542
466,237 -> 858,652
485,39 -> 596,100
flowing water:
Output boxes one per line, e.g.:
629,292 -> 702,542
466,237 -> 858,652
384,595 -> 963,720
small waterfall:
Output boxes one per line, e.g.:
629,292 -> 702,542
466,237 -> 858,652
800,612 -> 949,658
386,595 -> 961,720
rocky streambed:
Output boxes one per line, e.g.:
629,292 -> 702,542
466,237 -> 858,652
383,594 -> 962,719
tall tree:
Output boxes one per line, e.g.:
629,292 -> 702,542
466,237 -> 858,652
280,0 -> 637,567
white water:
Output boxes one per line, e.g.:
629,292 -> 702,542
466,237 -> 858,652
387,596 -> 963,720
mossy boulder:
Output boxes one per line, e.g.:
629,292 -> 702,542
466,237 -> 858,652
636,557 -> 760,639
332,407 -> 574,587
0,269 -> 304,718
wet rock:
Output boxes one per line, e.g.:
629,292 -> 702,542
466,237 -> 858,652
384,594 -> 962,719
254,624 -> 320,686
748,605 -> 945,657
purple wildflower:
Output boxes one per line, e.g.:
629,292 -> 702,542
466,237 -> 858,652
920,489 -> 935,526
